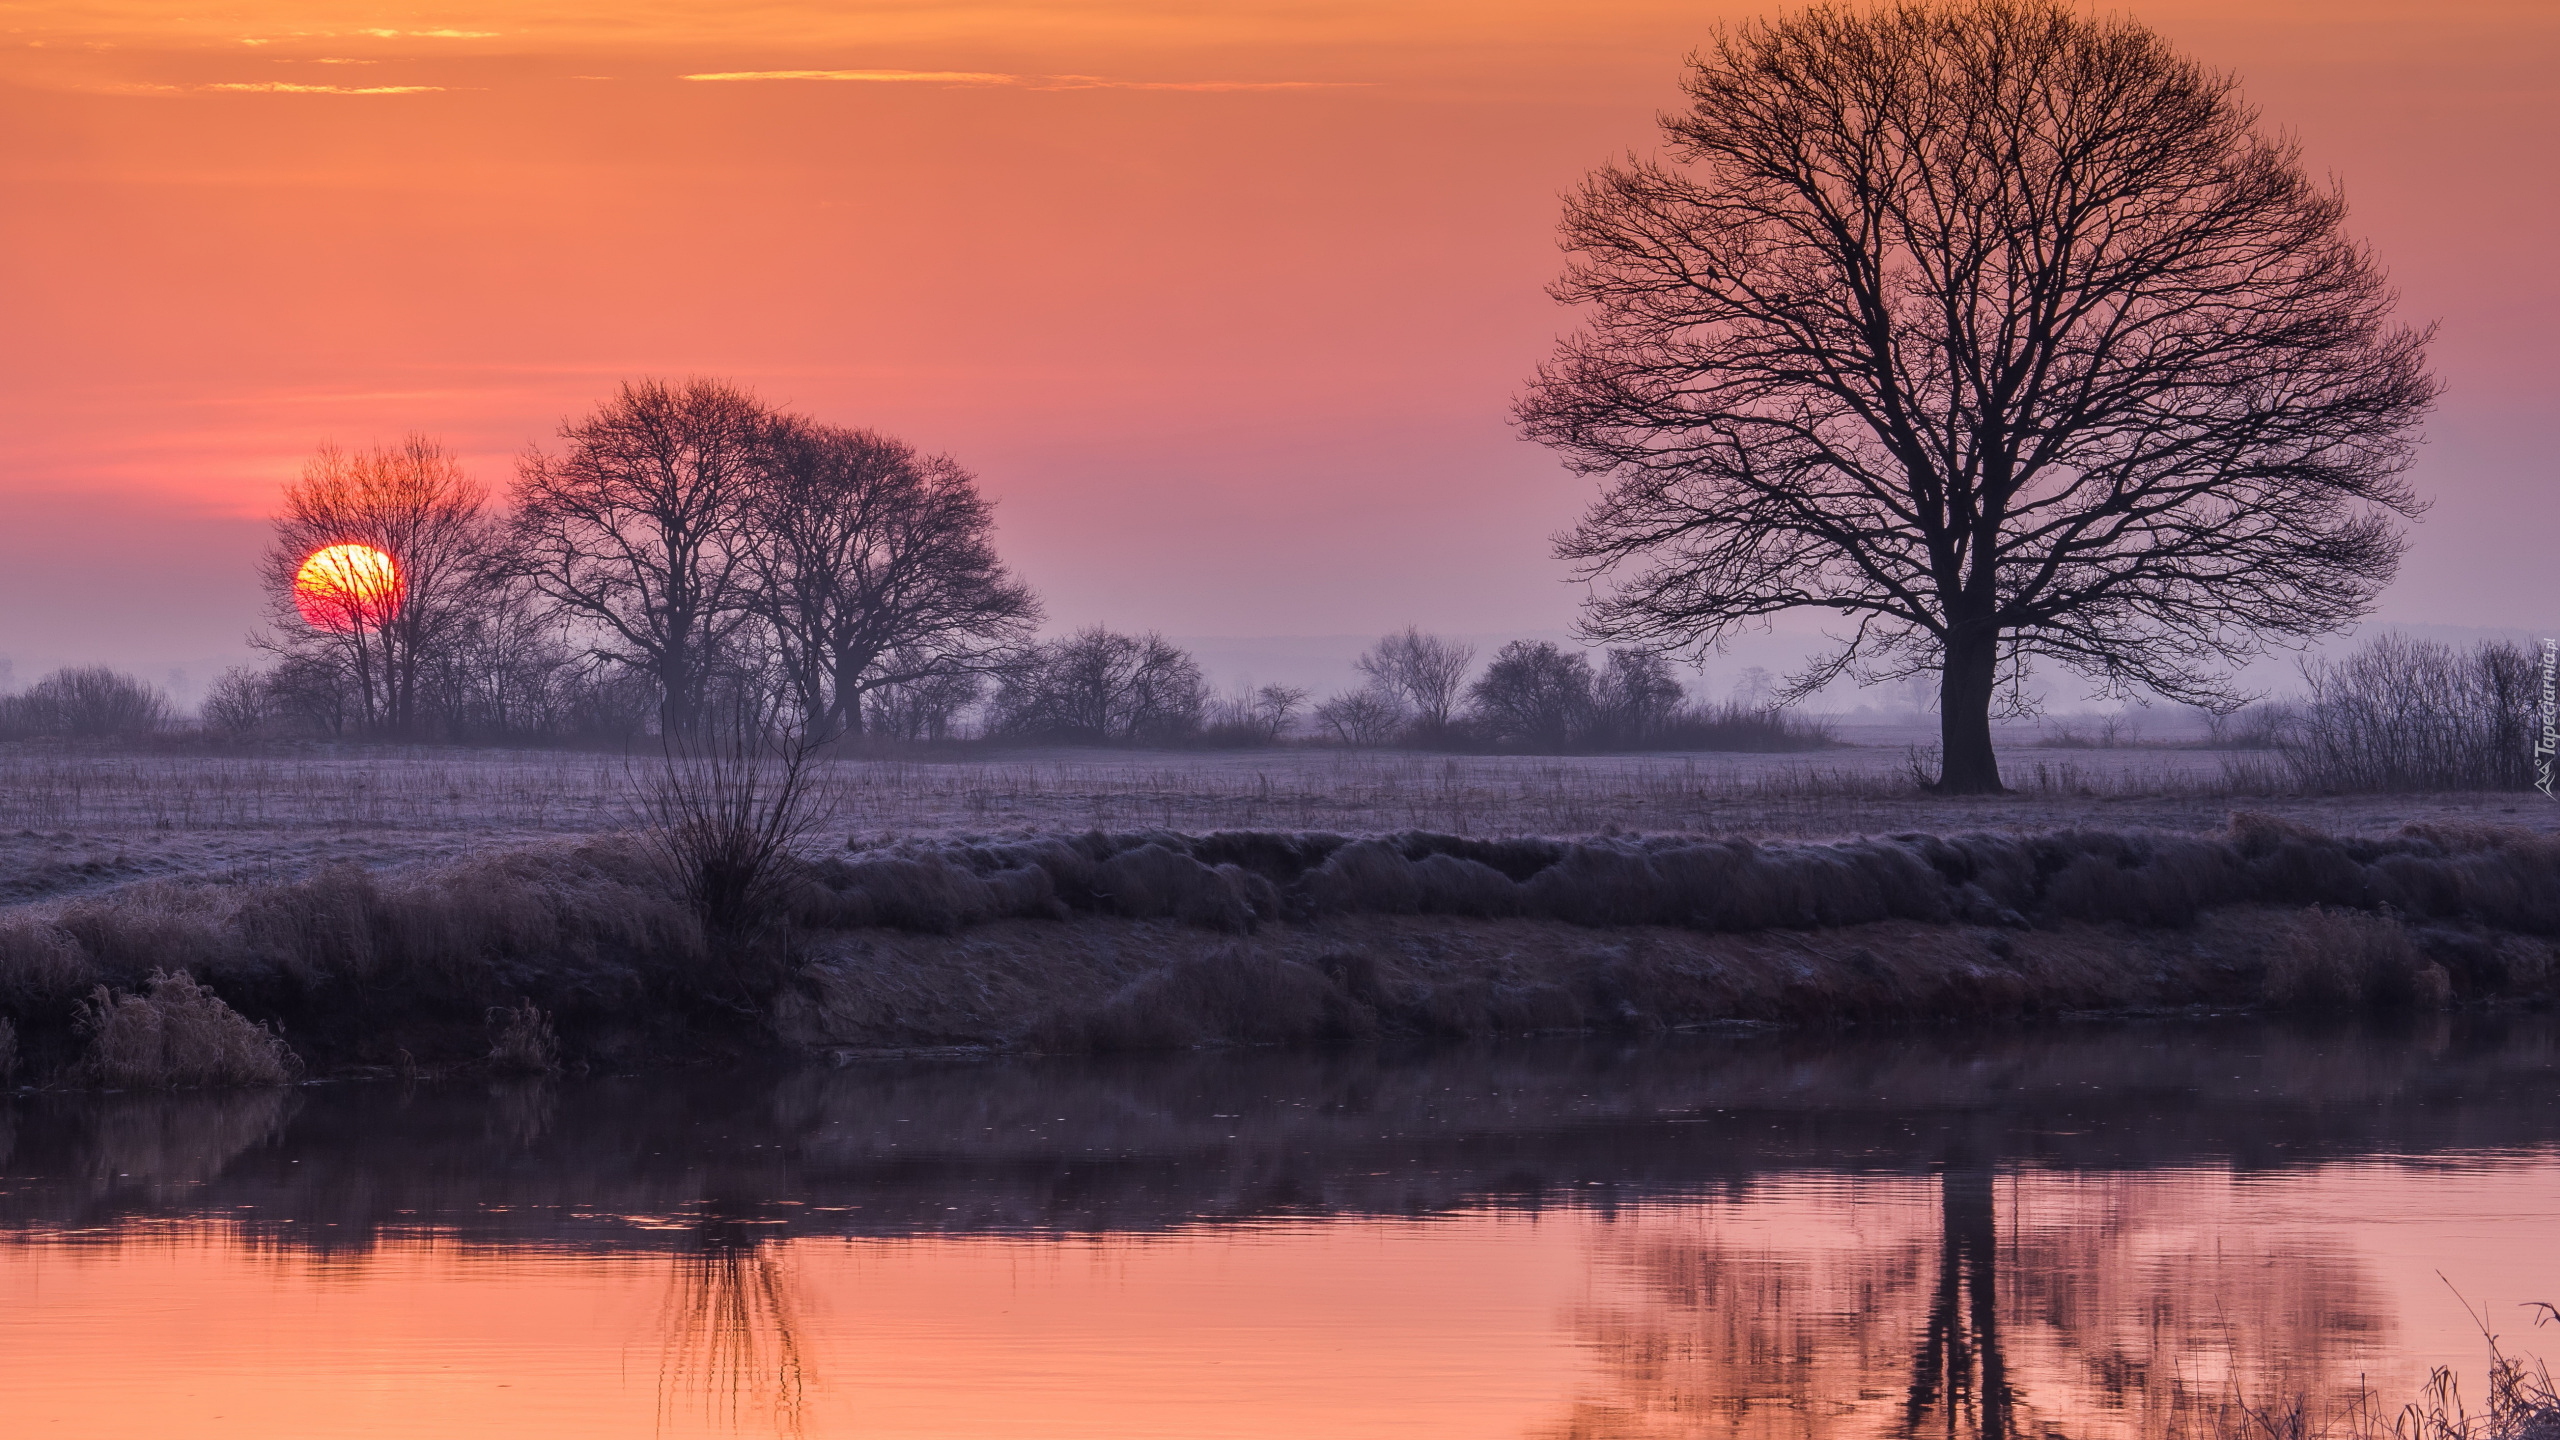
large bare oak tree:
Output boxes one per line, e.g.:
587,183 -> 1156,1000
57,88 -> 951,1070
1517,0 -> 2436,792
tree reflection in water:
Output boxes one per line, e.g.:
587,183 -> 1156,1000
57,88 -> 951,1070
1905,1167 -> 2011,1440
1551,1160 -> 2384,1440
659,1202 -> 808,1438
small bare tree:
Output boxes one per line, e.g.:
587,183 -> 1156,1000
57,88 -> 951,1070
261,437 -> 493,736
512,379 -> 772,740
1519,0 -> 2436,791
1592,649 -> 1687,746
633,717 -> 833,942
1312,688 -> 1407,746
1353,628 -> 1475,732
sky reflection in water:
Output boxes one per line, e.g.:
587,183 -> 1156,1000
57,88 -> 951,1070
1,1019 -> 2556,1438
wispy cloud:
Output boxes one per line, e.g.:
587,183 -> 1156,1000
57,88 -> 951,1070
204,82 -> 446,95
682,69 -> 1019,85
680,69 -> 1364,92
1037,76 -> 1364,91
240,29 -> 498,45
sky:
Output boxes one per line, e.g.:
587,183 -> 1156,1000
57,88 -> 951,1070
0,0 -> 2552,700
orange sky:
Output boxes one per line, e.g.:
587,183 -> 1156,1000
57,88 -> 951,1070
0,1 -> 2552,690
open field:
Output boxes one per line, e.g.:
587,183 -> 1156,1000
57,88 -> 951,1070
2,736 -> 2553,908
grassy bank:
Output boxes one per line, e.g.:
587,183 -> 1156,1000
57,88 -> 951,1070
3,814 -> 2556,1085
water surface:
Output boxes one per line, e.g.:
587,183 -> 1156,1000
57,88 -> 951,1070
4,1019 -> 2556,1438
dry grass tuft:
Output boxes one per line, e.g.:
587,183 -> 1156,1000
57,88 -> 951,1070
0,916 -> 88,1004
2265,907 -> 2432,1011
75,970 -> 299,1089
486,1001 -> 561,1076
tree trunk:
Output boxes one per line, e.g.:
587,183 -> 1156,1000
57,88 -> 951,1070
1937,626 -> 2005,794
660,641 -> 693,743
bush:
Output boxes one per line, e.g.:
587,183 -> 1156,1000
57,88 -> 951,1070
198,666 -> 273,736
76,971 -> 299,1089
1467,640 -> 1594,750
0,917 -> 89,1005
633,735 -> 830,938
1651,701 -> 1833,752
1311,688 -> 1407,746
2282,635 -> 2539,791
0,666 -> 172,739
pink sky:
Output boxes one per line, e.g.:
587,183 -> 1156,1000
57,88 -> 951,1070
0,1 -> 2551,694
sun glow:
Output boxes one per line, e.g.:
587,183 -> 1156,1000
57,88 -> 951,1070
293,543 -> 402,632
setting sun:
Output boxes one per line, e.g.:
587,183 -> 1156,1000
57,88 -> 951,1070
292,543 -> 402,632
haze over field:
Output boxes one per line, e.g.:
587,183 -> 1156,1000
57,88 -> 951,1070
1,0 -> 2553,694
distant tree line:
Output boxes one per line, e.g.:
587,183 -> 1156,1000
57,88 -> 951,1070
1309,628 -> 1830,754
215,379 -> 1042,745
168,375 -> 1833,755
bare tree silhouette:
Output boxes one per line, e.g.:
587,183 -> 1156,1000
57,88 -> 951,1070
511,379 -> 771,740
1355,628 -> 1476,732
1520,0 -> 2435,792
743,421 -> 1038,744
261,437 -> 494,736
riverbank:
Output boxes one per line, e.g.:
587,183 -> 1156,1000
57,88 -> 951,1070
4,812 -> 2557,1085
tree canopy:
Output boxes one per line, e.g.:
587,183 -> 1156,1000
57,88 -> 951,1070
1518,0 -> 2435,791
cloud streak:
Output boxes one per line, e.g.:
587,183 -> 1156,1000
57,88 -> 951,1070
203,82 -> 447,95
682,69 -> 1020,85
680,69 -> 1364,92
1036,76 -> 1364,91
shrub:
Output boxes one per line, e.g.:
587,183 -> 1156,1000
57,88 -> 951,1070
1650,701 -> 1833,752
633,734 -> 830,937
0,917 -> 89,1005
0,666 -> 172,739
1311,688 -> 1407,746
1467,640 -> 1594,750
2282,634 -> 2538,791
75,970 -> 299,1089
1197,684 -> 1308,747
198,665 -> 274,736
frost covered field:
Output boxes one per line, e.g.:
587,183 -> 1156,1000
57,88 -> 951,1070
2,732 -> 2550,908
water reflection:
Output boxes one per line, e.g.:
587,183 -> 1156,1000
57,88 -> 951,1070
0,1019 -> 2551,1439
660,1204 -> 808,1438
1908,1168 -> 2013,1440
1555,1166 -> 2394,1440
